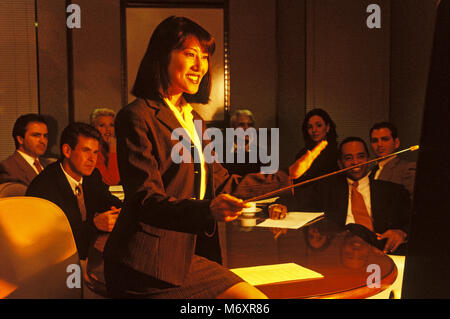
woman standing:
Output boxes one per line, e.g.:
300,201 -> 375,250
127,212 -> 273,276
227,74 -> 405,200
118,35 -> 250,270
104,16 -> 323,299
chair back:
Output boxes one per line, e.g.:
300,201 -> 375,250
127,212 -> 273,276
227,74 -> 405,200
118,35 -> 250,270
0,196 -> 82,298
0,182 -> 27,198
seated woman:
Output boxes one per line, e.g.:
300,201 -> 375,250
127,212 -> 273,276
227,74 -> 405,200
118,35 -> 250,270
90,108 -> 120,186
289,108 -> 339,210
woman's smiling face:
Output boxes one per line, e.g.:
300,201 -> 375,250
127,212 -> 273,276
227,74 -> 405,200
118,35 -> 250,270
167,36 -> 209,96
307,115 -> 330,143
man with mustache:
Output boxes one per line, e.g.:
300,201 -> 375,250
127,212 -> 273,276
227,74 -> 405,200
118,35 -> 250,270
0,114 -> 51,186
369,122 -> 416,198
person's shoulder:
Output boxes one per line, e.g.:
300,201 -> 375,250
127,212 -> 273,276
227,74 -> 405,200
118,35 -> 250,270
125,98 -> 161,112
391,158 -> 416,177
391,157 -> 415,168
0,152 -> 15,163
372,178 -> 409,195
398,158 -> 416,170
86,168 -> 104,183
85,168 -> 113,192
31,162 -> 60,183
117,98 -> 160,122
26,163 -> 59,196
40,156 -> 57,167
0,151 -> 21,167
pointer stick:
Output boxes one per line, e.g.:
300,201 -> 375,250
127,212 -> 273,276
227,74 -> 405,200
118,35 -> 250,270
243,145 -> 419,204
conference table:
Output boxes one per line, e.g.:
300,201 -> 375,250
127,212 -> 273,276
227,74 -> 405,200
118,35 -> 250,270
221,202 -> 398,299
111,186 -> 398,299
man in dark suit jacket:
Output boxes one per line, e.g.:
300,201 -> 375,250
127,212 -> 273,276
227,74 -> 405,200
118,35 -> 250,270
26,123 -> 122,260
0,114 -> 51,186
285,137 -> 411,254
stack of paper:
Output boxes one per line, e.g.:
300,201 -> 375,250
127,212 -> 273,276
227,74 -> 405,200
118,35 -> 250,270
109,185 -> 124,201
256,212 -> 324,229
230,263 -> 323,286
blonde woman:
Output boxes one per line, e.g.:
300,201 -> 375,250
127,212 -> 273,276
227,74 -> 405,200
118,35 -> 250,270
90,108 -> 120,185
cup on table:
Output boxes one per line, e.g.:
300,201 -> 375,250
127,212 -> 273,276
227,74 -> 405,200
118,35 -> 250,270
240,217 -> 257,227
268,204 -> 288,220
241,202 -> 261,217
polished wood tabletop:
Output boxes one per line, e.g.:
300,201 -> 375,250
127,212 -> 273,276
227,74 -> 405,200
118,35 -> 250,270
222,209 -> 397,299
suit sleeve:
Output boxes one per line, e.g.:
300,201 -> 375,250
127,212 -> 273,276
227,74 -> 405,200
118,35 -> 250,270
116,107 -> 291,235
115,107 -> 212,234
211,159 -> 291,199
392,184 -> 412,234
402,161 -> 417,197
0,161 -> 24,185
89,168 -> 122,213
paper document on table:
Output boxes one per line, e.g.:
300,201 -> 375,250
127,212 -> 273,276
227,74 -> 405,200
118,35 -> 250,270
256,212 -> 324,229
230,263 -> 323,286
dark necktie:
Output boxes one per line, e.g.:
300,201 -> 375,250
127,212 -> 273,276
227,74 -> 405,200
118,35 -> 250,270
34,158 -> 43,173
75,184 -> 87,222
351,181 -> 373,231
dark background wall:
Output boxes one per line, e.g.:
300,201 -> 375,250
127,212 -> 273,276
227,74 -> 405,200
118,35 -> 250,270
1,0 -> 438,166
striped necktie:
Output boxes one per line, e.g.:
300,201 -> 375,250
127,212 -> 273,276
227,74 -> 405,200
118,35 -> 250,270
75,184 -> 87,222
34,158 -> 43,173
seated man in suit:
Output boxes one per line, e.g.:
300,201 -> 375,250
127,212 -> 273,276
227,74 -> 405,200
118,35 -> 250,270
0,114 -> 50,186
276,137 -> 411,254
369,122 -> 416,197
26,122 -> 122,270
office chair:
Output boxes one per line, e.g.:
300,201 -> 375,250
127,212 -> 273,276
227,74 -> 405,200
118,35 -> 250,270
0,196 -> 82,298
0,182 -> 27,198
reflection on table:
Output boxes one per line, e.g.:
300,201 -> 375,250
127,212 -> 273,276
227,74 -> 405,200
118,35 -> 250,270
224,207 -> 397,299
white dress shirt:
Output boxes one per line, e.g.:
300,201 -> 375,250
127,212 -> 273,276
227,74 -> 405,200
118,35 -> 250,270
60,163 -> 83,196
164,97 -> 207,200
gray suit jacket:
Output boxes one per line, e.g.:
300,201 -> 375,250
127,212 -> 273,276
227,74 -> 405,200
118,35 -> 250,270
377,157 -> 416,197
0,151 -> 51,186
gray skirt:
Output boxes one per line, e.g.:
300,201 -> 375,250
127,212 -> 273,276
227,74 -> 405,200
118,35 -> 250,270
104,254 -> 244,299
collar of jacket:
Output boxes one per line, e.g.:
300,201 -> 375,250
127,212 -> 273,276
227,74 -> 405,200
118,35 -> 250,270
143,98 -> 206,143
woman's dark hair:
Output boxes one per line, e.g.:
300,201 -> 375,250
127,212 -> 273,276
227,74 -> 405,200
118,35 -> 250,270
301,108 -> 338,149
132,16 -> 216,104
